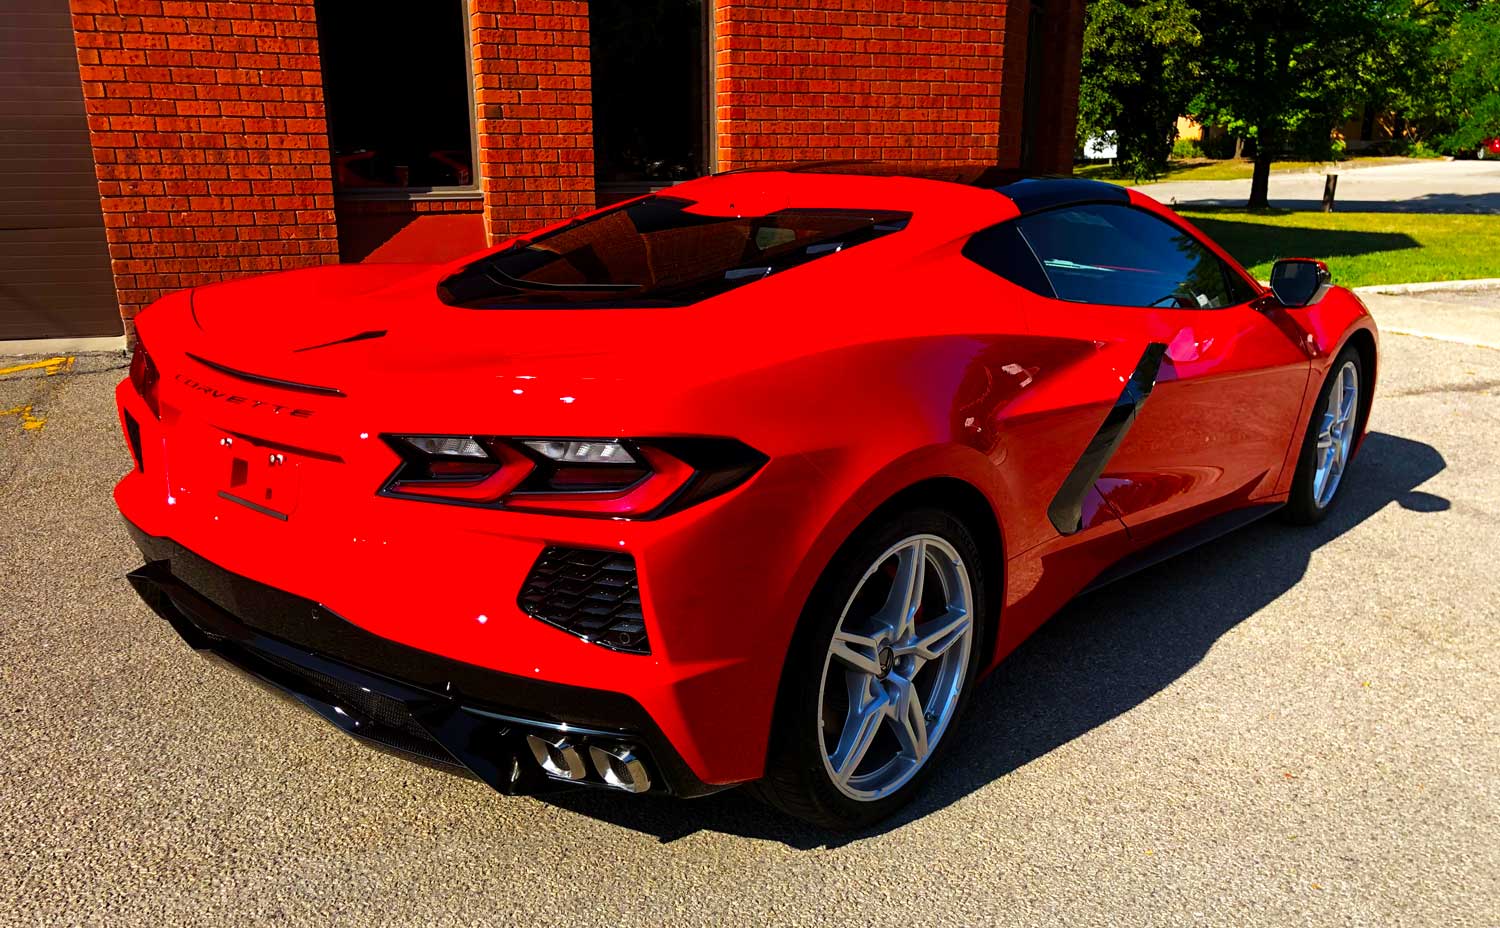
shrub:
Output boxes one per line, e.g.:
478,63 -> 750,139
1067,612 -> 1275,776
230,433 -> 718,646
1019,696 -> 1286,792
1400,140 -> 1444,159
1172,139 -> 1206,160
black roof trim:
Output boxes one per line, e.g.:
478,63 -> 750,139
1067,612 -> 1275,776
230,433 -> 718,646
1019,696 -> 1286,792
722,161 -> 1132,215
992,177 -> 1131,215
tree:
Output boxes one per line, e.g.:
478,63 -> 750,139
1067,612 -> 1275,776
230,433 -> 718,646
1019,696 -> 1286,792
1434,1 -> 1500,151
1364,0 -> 1482,153
1078,0 -> 1201,181
1190,0 -> 1401,207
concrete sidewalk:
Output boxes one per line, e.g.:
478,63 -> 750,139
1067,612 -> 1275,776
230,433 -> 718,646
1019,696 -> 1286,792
1359,284 -> 1500,350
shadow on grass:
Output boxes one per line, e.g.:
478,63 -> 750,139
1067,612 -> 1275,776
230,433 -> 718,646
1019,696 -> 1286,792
542,431 -> 1449,848
1184,214 -> 1420,269
1173,191 -> 1500,216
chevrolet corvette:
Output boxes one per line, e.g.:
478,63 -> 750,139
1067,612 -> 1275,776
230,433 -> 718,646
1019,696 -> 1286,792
117,163 -> 1377,829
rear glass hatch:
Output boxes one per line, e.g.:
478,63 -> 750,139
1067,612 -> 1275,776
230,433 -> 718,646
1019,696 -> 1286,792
437,195 -> 911,309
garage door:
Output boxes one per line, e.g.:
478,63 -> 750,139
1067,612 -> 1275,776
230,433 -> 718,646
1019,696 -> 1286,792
0,5 -> 120,341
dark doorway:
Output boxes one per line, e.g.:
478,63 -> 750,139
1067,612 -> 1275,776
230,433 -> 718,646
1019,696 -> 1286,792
589,0 -> 709,203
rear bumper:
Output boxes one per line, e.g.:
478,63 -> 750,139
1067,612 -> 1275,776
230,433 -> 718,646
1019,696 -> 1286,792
125,522 -> 719,797
112,360 -> 852,792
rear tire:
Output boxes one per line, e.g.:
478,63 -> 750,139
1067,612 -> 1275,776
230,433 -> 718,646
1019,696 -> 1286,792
1285,346 -> 1364,525
749,507 -> 988,830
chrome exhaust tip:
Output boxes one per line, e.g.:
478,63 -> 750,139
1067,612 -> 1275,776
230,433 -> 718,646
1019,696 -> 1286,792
525,733 -> 587,782
587,742 -> 651,793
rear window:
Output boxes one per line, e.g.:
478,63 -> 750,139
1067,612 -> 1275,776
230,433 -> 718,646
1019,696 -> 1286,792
438,196 -> 910,308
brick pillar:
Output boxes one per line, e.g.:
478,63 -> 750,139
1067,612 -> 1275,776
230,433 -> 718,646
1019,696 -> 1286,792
997,0 -> 1086,175
712,0 -> 1009,170
1042,0 -> 1086,175
69,0 -> 339,334
470,0 -> 594,244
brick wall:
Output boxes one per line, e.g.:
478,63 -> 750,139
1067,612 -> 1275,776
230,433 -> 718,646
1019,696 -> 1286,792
70,0 -> 338,332
469,0 -> 594,244
713,0 -> 1081,175
714,0 -> 1004,169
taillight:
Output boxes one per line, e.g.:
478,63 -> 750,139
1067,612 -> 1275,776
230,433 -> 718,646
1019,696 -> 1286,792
128,339 -> 161,418
380,435 -> 765,519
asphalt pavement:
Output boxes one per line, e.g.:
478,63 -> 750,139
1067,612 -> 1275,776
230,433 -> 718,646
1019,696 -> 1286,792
1136,158 -> 1500,213
2,294 -> 1496,926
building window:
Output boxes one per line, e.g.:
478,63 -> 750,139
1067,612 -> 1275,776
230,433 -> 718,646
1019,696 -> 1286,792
316,0 -> 477,195
589,0 -> 710,201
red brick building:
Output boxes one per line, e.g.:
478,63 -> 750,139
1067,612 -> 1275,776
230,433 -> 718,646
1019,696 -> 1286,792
3,0 -> 1084,346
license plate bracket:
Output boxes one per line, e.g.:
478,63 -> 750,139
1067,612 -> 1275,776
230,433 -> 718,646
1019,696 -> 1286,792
218,438 -> 300,519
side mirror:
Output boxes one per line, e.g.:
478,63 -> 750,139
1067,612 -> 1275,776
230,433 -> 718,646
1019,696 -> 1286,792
1269,258 -> 1332,308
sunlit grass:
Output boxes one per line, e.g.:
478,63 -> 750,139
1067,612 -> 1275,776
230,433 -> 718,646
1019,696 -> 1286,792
1176,209 -> 1500,288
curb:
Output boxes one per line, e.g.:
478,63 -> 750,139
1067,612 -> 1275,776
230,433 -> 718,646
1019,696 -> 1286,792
1354,278 -> 1500,296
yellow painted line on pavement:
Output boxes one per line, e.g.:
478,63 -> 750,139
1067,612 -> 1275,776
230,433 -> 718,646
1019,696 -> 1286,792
0,356 -> 75,378
0,405 -> 47,431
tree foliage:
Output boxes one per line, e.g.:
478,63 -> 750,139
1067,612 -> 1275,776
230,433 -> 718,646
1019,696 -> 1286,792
1364,1 -> 1494,152
1078,0 -> 1201,181
1433,1 -> 1500,150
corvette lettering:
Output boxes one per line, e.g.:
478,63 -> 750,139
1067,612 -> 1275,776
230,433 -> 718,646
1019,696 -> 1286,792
173,373 -> 314,418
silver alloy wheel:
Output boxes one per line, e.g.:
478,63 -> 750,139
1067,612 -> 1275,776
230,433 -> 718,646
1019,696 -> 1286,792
816,534 -> 974,801
1313,360 -> 1360,509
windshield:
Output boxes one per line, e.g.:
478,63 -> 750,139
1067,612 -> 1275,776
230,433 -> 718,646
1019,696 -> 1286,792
437,196 -> 910,308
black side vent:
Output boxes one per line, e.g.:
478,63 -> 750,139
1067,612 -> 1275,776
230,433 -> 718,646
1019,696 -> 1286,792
1047,342 -> 1168,535
518,547 -> 648,654
124,410 -> 144,472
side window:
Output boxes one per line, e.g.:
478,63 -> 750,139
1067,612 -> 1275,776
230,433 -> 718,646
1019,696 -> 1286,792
1016,204 -> 1247,309
961,222 -> 1054,298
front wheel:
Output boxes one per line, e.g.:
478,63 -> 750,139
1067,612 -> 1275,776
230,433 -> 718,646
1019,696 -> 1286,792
1285,346 -> 1364,524
750,508 -> 987,829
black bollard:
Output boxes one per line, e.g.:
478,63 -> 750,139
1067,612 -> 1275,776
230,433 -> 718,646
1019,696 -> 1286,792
1323,174 -> 1339,213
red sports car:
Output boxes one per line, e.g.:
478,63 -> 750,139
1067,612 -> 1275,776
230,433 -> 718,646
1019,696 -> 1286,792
117,163 -> 1377,829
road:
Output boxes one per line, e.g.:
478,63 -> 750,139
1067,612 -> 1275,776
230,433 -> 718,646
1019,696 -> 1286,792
1137,158 -> 1500,213
2,293 -> 1497,927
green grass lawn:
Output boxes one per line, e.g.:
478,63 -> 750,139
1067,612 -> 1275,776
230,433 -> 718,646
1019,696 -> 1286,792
1078,156 -> 1434,186
1176,210 -> 1500,288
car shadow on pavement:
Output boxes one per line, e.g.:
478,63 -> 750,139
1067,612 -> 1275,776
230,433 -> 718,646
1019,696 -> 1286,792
541,431 -> 1448,848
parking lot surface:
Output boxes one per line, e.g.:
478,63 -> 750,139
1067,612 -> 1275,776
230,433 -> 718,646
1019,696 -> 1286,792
2,295 -> 1496,926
